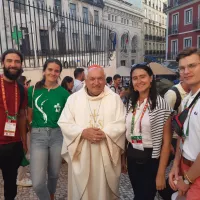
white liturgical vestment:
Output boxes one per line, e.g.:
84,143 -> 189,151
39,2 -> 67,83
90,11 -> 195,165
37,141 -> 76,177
58,86 -> 126,200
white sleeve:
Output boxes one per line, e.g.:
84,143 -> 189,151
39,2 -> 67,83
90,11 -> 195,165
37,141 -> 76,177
164,90 -> 177,110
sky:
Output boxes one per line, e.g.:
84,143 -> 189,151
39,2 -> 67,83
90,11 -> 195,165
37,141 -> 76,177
127,0 -> 142,8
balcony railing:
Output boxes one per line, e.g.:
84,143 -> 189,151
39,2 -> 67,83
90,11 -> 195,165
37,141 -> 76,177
168,25 -> 179,35
164,0 -> 192,11
167,52 -> 178,60
193,18 -> 200,30
131,49 -> 136,53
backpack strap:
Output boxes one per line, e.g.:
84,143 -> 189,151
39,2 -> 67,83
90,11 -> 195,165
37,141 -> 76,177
170,87 -> 181,111
110,85 -> 116,93
17,81 -> 25,110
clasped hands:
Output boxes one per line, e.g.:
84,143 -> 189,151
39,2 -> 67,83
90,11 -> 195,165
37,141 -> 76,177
81,128 -> 106,143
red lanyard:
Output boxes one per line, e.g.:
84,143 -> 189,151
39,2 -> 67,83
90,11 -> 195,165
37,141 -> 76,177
1,76 -> 18,119
131,99 -> 149,135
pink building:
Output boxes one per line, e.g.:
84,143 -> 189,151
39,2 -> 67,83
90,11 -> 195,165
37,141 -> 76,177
165,0 -> 200,60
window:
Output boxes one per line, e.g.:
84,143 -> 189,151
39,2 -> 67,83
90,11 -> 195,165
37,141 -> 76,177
95,36 -> 101,51
108,14 -> 111,20
112,15 -> 114,21
185,9 -> 192,24
83,7 -> 88,23
70,3 -> 76,18
37,0 -> 45,14
115,16 -> 117,22
124,19 -> 126,24
127,20 -> 129,24
184,38 -> 192,48
14,0 -> 26,11
131,60 -> 135,65
72,33 -> 79,51
55,0 -> 61,14
198,36 -> 200,48
172,13 -> 178,25
121,18 -> 123,23
171,40 -> 178,59
149,10 -> 151,19
121,60 -> 126,66
40,30 -> 49,55
94,10 -> 99,24
84,34 -> 91,52
152,13 -> 154,21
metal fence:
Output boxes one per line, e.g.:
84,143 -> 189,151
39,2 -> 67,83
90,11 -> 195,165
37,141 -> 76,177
0,0 -> 113,68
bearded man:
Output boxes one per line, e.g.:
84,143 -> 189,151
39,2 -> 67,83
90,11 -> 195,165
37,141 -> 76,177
58,65 -> 126,200
0,49 -> 27,200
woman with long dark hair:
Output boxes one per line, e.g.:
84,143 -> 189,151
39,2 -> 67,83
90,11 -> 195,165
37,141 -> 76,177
27,59 -> 70,200
124,63 -> 172,200
61,76 -> 74,94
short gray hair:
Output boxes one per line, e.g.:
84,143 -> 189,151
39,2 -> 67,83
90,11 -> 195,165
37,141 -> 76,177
85,66 -> 106,79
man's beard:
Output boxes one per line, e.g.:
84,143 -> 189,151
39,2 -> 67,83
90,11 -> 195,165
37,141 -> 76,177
3,67 -> 23,81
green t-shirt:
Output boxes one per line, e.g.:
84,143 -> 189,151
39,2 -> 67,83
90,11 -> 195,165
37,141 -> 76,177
28,86 -> 70,128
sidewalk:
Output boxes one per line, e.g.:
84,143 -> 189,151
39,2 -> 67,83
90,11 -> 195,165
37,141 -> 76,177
0,163 -> 162,200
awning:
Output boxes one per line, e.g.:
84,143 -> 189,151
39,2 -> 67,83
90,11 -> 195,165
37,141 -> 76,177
149,62 -> 176,75
116,66 -> 131,76
117,62 -> 176,77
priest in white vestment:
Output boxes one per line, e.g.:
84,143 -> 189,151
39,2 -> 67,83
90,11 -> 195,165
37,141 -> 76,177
58,65 -> 126,200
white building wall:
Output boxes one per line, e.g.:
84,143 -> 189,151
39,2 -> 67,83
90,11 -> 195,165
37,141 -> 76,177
103,0 -> 144,69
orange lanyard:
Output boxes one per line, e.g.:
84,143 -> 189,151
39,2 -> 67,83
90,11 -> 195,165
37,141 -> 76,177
138,99 -> 149,133
131,99 -> 149,136
1,76 -> 18,120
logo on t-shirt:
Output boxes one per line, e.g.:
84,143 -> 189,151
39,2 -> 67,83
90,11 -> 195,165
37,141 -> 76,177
54,103 -> 61,113
35,94 -> 48,124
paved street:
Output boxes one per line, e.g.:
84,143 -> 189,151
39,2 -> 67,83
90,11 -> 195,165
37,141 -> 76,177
0,163 -> 164,200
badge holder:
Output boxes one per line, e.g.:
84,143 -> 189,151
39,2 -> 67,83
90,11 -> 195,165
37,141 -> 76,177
131,135 -> 144,151
4,116 -> 17,137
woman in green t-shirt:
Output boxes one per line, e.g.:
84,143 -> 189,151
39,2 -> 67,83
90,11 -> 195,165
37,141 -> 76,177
27,59 -> 70,200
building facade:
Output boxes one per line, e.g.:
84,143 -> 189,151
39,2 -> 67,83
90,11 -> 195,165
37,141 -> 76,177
165,0 -> 200,60
143,0 -> 167,62
0,0 -> 111,68
103,0 -> 144,68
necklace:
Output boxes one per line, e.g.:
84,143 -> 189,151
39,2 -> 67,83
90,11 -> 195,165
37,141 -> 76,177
88,99 -> 102,127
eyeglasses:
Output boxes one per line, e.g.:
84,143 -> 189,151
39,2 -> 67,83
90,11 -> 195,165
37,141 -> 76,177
178,62 -> 200,73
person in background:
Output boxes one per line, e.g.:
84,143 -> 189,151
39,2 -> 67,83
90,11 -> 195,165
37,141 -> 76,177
124,63 -> 172,200
61,76 -> 74,94
110,74 -> 127,104
72,68 -> 85,93
27,59 -> 70,200
18,76 -> 31,88
17,75 -> 32,187
106,76 -> 113,87
0,49 -> 27,200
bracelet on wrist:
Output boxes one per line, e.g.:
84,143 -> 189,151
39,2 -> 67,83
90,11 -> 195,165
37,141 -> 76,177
184,173 -> 193,184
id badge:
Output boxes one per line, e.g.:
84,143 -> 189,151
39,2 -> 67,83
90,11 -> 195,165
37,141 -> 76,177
4,119 -> 16,137
131,136 -> 144,151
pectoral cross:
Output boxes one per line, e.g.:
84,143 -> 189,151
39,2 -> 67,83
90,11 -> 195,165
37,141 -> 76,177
90,109 -> 99,123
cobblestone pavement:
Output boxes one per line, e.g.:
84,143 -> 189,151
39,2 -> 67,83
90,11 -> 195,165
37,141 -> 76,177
0,163 -> 164,200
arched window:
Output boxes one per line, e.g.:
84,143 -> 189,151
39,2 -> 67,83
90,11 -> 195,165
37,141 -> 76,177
121,33 -> 128,50
131,35 -> 138,53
